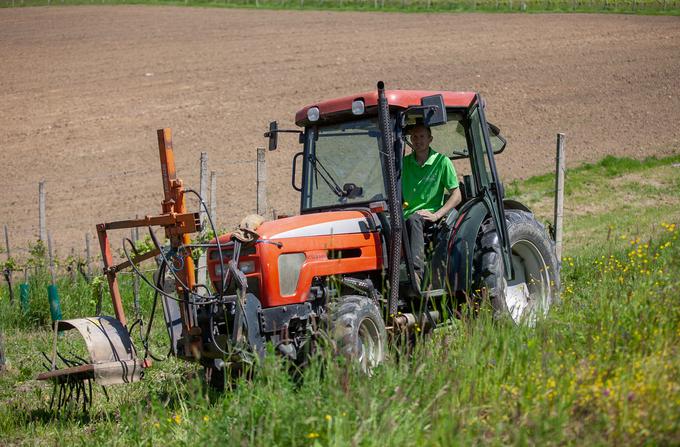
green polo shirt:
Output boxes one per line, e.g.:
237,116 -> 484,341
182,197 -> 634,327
402,148 -> 459,220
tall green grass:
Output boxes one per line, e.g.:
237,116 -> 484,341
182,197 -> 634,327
0,154 -> 679,445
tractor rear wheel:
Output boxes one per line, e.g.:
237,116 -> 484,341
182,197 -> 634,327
331,295 -> 387,372
476,210 -> 559,325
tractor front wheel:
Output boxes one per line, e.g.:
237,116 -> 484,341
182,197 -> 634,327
477,210 -> 559,325
331,295 -> 387,372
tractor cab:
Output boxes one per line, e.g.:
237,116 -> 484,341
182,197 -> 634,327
269,87 -> 511,300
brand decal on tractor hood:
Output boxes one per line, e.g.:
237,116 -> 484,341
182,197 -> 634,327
270,217 -> 371,239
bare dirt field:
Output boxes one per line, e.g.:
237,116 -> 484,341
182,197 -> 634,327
0,6 -> 679,256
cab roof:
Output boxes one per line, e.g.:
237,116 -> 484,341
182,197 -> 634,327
295,90 -> 477,126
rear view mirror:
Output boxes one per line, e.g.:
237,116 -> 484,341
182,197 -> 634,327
421,94 -> 447,127
266,121 -> 278,151
488,122 -> 507,154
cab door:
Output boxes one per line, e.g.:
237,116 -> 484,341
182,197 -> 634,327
466,96 -> 513,278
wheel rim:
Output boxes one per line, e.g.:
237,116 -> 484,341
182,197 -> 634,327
505,239 -> 552,325
357,317 -> 383,372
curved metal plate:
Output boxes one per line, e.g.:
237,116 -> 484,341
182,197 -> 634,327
56,316 -> 136,364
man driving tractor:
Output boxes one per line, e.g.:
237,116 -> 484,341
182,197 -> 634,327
403,123 -> 462,287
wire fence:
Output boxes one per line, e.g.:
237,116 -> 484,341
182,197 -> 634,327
0,154 -> 264,276
1,159 -> 256,191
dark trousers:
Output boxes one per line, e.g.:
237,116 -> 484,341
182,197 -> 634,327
405,213 -> 433,279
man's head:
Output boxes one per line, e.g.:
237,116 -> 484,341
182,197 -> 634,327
408,124 -> 433,155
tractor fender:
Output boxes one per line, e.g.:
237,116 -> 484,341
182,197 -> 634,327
446,199 -> 534,294
503,199 -> 532,213
446,201 -> 489,294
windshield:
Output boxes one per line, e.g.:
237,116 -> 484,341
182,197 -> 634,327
302,118 -> 386,210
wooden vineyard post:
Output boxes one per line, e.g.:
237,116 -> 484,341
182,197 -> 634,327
554,133 -> 566,265
210,171 -> 217,225
85,232 -> 93,281
257,147 -> 267,216
69,248 -> 76,283
39,181 -> 47,243
131,227 -> 140,317
3,225 -> 14,304
95,261 -> 104,317
0,331 -> 5,372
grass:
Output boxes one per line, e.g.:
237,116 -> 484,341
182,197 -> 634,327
506,154 -> 680,251
2,0 -> 680,15
1,154 -> 679,445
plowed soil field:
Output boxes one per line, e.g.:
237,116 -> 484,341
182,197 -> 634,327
1,6 -> 679,256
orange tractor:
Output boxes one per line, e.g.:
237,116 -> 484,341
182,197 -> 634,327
39,82 -> 559,398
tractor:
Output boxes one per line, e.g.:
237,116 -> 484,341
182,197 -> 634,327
38,82 -> 558,400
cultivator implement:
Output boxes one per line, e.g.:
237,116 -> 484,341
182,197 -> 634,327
37,128 -> 202,409
38,317 -> 143,411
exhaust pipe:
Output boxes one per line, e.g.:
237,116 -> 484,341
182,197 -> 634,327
377,81 -> 402,320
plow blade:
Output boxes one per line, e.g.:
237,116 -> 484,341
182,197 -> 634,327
38,316 -> 144,386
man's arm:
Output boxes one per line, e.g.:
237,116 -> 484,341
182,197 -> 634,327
434,187 -> 461,221
416,187 -> 462,222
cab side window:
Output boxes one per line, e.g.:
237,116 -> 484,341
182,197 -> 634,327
429,112 -> 469,159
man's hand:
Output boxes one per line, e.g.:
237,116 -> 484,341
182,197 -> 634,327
416,209 -> 439,222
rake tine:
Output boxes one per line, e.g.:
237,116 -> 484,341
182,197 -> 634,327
77,381 -> 87,413
63,382 -> 75,409
57,351 -> 83,368
75,380 -> 82,405
48,381 -> 58,410
87,379 -> 93,410
71,352 -> 89,365
56,383 -> 65,411
56,351 -> 75,368
40,351 -> 53,365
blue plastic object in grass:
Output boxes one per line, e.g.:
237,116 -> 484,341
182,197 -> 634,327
47,284 -> 62,322
19,283 -> 29,314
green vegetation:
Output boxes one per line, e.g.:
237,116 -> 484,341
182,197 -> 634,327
1,154 -> 679,445
1,0 -> 680,15
506,154 -> 680,251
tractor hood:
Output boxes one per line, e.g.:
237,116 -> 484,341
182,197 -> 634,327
207,210 -> 382,307
215,210 -> 375,244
